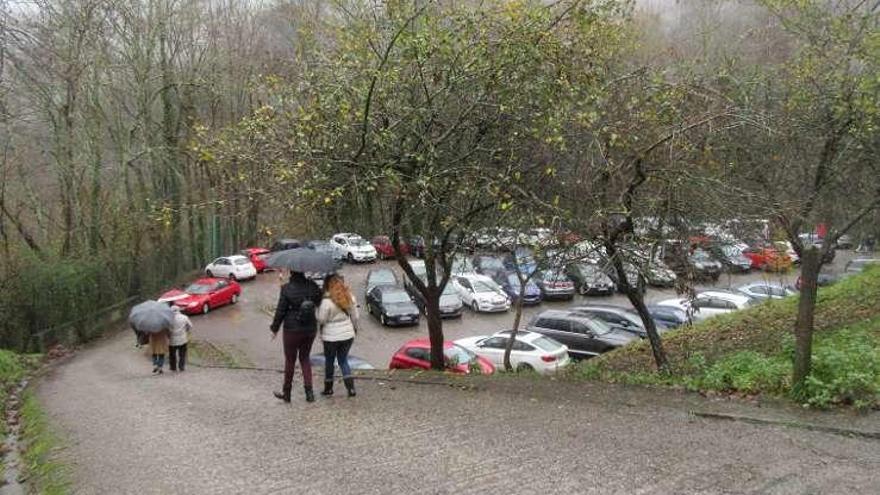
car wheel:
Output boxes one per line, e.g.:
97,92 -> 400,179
347,253 -> 354,263
516,363 -> 534,373
231,294 -> 239,304
380,313 -> 387,326
202,303 -> 210,314
206,270 -> 214,278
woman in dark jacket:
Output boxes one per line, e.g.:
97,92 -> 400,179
270,271 -> 323,402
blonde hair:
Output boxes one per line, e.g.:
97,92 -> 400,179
325,275 -> 353,311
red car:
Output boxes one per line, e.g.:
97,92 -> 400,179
743,247 -> 793,272
389,339 -> 495,374
242,247 -> 270,273
372,235 -> 409,260
159,278 -> 241,315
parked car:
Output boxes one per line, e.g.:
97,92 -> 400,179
408,282 -> 464,319
836,234 -> 855,250
774,241 -> 799,264
159,278 -> 241,315
448,256 -> 477,277
710,244 -> 752,273
566,263 -> 616,296
527,309 -> 637,359
743,246 -> 792,272
371,235 -> 409,260
797,233 -> 836,263
844,258 -> 880,275
664,245 -> 722,281
205,255 -> 257,281
646,305 -> 689,329
535,270 -> 575,301
502,247 -> 538,276
409,236 -> 426,258
365,267 -> 399,294
472,255 -> 507,278
737,282 -> 796,300
269,238 -> 302,252
455,330 -> 570,374
643,259 -> 678,287
331,233 -> 378,263
493,272 -> 542,305
389,339 -> 495,374
402,260 -> 429,293
601,261 -> 646,294
452,274 -> 510,313
241,247 -> 270,273
656,290 -> 756,322
364,285 -> 420,326
571,304 -> 668,338
687,248 -> 723,280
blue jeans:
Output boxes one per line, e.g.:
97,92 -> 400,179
152,354 -> 165,369
323,338 -> 353,382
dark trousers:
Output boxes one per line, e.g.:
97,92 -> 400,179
169,344 -> 188,371
283,331 -> 316,389
323,338 -> 354,382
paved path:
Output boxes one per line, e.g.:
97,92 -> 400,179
36,331 -> 880,494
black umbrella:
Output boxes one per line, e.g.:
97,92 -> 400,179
265,247 -> 336,273
128,300 -> 175,334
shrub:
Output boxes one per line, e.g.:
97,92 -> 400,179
700,351 -> 790,394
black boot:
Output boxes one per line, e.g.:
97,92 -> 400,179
343,378 -> 356,397
273,386 -> 291,403
304,385 -> 315,403
321,381 -> 334,396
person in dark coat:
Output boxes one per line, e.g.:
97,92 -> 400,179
270,271 -> 323,403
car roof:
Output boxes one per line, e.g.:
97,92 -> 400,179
698,290 -> 752,303
225,254 -> 249,260
494,330 -> 545,343
402,338 -> 453,349
533,309 -> 593,322
739,282 -> 786,289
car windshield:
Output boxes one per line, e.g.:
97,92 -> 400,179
480,257 -> 504,270
382,291 -> 411,303
234,258 -> 250,265
441,284 -> 457,296
472,281 -> 498,293
586,318 -> 613,335
444,345 -> 477,367
185,283 -> 213,294
691,249 -> 711,261
531,336 -> 562,352
349,238 -> 367,246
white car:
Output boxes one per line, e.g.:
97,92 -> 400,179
331,233 -> 377,263
455,330 -> 571,374
452,274 -> 510,313
657,290 -> 756,322
205,255 -> 257,281
737,282 -> 796,301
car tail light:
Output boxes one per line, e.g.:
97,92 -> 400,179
541,355 -> 557,362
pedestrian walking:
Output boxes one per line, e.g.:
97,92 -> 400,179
168,306 -> 192,372
270,271 -> 323,403
317,274 -> 359,397
149,328 -> 170,375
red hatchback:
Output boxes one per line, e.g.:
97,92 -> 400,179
743,247 -> 792,272
159,278 -> 241,315
372,235 -> 409,260
389,339 -> 495,374
242,247 -> 270,273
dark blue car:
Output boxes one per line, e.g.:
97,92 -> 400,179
494,272 -> 542,305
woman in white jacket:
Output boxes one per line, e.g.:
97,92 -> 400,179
317,274 -> 359,397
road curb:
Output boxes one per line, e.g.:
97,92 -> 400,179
691,411 -> 880,440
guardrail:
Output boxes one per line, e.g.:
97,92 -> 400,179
27,296 -> 141,353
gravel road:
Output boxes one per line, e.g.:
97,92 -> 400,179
37,329 -> 880,494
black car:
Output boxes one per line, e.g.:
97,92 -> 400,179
270,238 -> 302,252
407,281 -> 464,319
709,244 -> 752,273
472,255 -> 506,278
646,305 -> 689,329
571,304 -> 668,338
526,309 -> 637,359
365,285 -> 420,326
365,268 -> 399,295
566,263 -> 616,296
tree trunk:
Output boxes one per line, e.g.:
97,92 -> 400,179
503,282 -> 527,371
425,288 -> 445,370
793,246 -> 820,387
625,286 -> 667,371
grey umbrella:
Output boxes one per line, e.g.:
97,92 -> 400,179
265,247 -> 336,273
129,300 -> 175,334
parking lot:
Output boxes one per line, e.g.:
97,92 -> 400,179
189,249 -> 860,370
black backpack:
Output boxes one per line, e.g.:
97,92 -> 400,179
297,299 -> 317,326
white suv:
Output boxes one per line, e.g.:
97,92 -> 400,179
657,290 -> 755,322
452,274 -> 510,313
205,255 -> 257,281
331,233 -> 378,263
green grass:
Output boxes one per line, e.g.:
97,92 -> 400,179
572,266 -> 880,408
188,340 -> 253,368
20,391 -> 70,495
